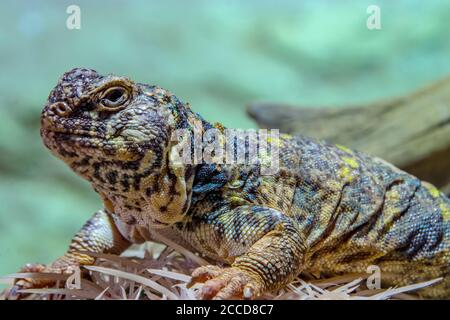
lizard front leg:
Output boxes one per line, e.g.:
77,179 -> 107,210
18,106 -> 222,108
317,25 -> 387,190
6,209 -> 131,299
184,205 -> 306,299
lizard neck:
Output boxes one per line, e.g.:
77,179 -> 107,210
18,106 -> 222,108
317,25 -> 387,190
100,113 -> 216,227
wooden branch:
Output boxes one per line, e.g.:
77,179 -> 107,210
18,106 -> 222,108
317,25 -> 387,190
247,76 -> 450,195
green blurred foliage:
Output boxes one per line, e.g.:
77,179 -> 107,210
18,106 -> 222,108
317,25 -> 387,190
0,0 -> 449,279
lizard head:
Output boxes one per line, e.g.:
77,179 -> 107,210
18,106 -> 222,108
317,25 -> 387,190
41,68 -> 199,226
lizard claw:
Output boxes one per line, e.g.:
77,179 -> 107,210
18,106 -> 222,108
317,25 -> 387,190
3,263 -> 68,300
4,263 -> 48,300
187,265 -> 223,288
189,265 -> 263,300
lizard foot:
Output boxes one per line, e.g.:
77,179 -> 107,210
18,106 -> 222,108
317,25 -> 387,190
4,263 -> 67,300
188,265 -> 263,300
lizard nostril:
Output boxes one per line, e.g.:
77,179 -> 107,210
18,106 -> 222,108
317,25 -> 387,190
48,102 -> 72,117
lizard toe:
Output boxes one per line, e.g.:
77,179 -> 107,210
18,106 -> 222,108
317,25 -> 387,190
4,263 -> 50,300
4,262 -> 75,300
212,277 -> 247,300
188,265 -> 223,288
196,266 -> 263,300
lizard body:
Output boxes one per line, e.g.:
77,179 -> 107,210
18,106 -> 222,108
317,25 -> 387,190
9,68 -> 450,299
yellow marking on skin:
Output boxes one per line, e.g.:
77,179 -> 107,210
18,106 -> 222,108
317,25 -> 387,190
382,190 -> 401,226
387,189 -> 401,202
230,195 -> 247,206
214,122 -> 225,133
228,180 -> 242,189
339,166 -> 354,183
423,182 -> 441,198
342,156 -> 359,169
267,136 -> 283,148
440,203 -> 450,221
336,144 -> 354,154
116,148 -> 139,161
259,152 -> 273,167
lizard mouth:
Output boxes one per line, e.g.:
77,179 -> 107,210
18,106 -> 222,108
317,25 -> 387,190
40,115 -> 109,152
41,130 -> 106,158
41,117 -> 106,139
40,118 -> 109,157
41,125 -> 147,162
45,129 -> 103,141
46,131 -> 103,144
41,128 -> 106,152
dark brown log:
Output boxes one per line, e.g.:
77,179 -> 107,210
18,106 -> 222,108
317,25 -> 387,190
247,76 -> 450,195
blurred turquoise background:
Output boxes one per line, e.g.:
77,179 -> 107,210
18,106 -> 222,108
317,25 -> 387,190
1,0 -> 450,280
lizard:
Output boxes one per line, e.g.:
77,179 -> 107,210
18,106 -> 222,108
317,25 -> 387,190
6,68 -> 450,299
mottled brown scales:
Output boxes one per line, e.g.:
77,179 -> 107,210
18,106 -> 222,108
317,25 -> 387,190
7,68 -> 450,299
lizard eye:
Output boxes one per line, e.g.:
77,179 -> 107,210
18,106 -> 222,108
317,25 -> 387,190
98,86 -> 129,111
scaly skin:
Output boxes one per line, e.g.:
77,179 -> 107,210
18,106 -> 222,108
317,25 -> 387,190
7,68 -> 450,299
